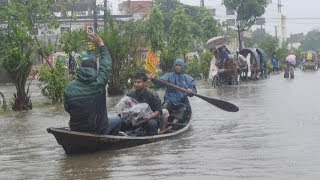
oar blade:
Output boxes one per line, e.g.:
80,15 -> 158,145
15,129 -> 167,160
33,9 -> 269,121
194,94 -> 239,112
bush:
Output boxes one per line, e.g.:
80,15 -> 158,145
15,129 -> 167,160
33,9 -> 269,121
266,60 -> 273,72
186,58 -> 202,79
38,59 -> 70,103
199,51 -> 213,80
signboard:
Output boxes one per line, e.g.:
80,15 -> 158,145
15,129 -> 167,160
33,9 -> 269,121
144,50 -> 160,75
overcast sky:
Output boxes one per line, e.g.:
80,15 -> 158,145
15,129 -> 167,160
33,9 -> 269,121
103,0 -> 320,36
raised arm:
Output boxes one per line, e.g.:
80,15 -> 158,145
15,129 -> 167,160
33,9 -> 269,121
87,34 -> 112,85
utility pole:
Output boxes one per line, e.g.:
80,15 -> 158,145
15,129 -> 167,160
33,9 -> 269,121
104,0 -> 108,28
290,33 -> 293,49
237,20 -> 243,50
277,0 -> 282,13
200,0 -> 204,7
93,0 -> 98,33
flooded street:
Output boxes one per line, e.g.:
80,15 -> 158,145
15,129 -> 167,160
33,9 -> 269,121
1,70 -> 320,179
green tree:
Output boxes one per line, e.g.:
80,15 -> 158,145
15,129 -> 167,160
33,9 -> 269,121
159,47 -> 175,73
185,59 -> 201,79
154,0 -> 180,41
59,28 -> 87,54
260,37 -> 279,59
146,5 -> 165,52
201,9 -> 220,43
169,6 -> 192,60
200,51 -> 213,80
224,0 -> 268,50
38,59 -> 69,103
154,0 -> 221,49
276,41 -> 289,68
37,28 -> 87,104
250,28 -> 278,48
300,30 -> 320,51
101,14 -> 146,95
0,0 -> 58,111
243,37 -> 254,48
153,0 -> 221,72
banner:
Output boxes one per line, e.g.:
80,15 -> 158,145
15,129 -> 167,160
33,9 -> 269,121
144,50 -> 160,75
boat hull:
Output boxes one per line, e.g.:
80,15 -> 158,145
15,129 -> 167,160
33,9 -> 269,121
47,117 -> 192,155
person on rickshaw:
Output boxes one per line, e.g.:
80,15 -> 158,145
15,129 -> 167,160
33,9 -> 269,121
216,46 -> 230,84
218,45 -> 230,69
284,61 -> 295,79
256,49 -> 266,78
225,54 -> 238,85
236,51 -> 249,79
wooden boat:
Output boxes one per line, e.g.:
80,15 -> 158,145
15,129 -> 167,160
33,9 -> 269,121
47,111 -> 192,155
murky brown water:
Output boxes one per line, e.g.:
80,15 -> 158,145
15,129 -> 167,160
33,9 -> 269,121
1,70 -> 320,179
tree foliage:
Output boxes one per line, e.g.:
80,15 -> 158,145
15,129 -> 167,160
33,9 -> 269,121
260,37 -> 279,59
38,59 -> 69,103
250,28 -> 277,47
146,5 -> 165,52
224,0 -> 267,50
152,0 -> 221,73
224,0 -> 268,31
185,52 -> 213,80
154,0 -> 180,40
0,0 -> 58,111
101,14 -> 146,95
201,9 -> 220,43
59,28 -> 87,53
300,30 -> 320,51
169,6 -> 192,60
276,41 -> 289,67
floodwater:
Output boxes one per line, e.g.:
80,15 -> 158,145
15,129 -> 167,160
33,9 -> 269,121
1,70 -> 320,180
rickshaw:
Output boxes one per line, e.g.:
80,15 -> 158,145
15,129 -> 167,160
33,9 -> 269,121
255,48 -> 269,79
301,51 -> 318,71
209,45 -> 238,87
284,55 -> 296,79
238,48 -> 261,80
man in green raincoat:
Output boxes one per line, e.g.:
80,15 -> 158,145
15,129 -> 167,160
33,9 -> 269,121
64,34 -> 122,135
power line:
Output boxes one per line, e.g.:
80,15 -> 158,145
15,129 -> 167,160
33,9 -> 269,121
267,17 -> 320,20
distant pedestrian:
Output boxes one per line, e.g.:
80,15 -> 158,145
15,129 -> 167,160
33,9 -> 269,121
272,53 -> 279,71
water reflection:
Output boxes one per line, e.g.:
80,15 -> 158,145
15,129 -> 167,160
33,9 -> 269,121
57,152 -> 114,179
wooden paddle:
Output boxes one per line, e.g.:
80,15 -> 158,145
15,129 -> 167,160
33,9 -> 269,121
153,78 -> 239,112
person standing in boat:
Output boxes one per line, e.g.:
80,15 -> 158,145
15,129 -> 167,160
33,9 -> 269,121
151,59 -> 197,125
64,33 -> 122,135
126,72 -> 163,135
